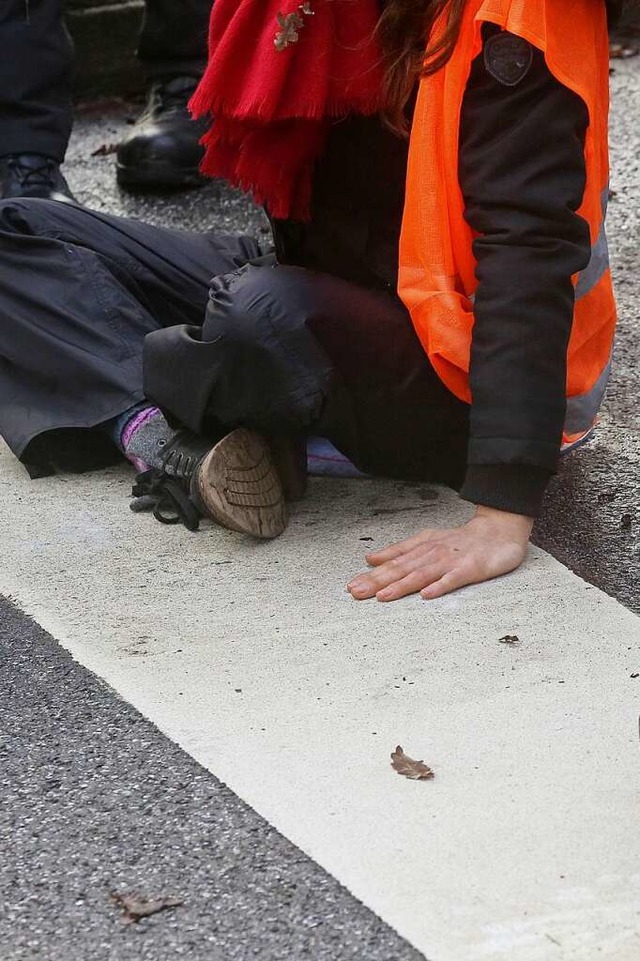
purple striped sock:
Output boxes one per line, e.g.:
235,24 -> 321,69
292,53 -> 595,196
121,406 -> 161,472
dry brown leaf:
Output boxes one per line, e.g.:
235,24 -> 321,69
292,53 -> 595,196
90,143 -> 119,157
110,891 -> 183,924
609,42 -> 639,59
499,634 -> 520,645
390,745 -> 434,780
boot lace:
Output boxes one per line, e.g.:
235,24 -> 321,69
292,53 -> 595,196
131,468 -> 201,531
8,156 -> 57,190
154,78 -> 199,117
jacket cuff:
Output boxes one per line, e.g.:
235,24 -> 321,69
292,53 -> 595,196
459,464 -> 552,518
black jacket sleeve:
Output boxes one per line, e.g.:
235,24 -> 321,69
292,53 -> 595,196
457,26 -> 592,517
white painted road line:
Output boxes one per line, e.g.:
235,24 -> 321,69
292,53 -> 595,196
2,444 -> 640,961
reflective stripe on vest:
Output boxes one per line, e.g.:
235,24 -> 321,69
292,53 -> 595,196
565,349 -> 612,435
575,188 -> 610,302
562,186 -> 612,446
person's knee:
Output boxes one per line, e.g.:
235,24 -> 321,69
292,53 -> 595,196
205,263 -> 300,333
195,263 -> 336,432
203,261 -> 344,349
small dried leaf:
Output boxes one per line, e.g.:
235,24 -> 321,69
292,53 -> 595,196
609,42 -> 639,59
90,143 -> 118,157
110,891 -> 183,924
499,634 -> 520,645
390,745 -> 434,780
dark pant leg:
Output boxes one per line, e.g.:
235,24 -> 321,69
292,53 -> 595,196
137,0 -> 211,80
144,263 -> 470,488
0,199 -> 260,472
0,0 -> 74,161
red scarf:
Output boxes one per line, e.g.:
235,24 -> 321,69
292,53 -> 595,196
189,0 -> 384,221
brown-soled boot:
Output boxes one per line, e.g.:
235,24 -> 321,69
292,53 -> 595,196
131,427 -> 288,540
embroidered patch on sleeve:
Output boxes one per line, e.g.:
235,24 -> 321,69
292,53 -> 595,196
484,31 -> 534,86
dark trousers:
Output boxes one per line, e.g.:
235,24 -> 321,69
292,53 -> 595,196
0,0 -> 212,162
0,199 -> 469,487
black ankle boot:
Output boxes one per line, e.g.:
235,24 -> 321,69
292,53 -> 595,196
0,155 -> 76,203
116,77 -> 210,191
131,428 -> 288,539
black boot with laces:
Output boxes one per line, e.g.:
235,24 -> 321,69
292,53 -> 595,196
131,427 -> 288,540
0,154 -> 76,203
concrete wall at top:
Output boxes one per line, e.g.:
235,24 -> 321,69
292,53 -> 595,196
67,0 -> 145,100
66,0 -> 640,101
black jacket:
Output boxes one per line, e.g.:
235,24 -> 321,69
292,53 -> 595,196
274,23 -> 595,516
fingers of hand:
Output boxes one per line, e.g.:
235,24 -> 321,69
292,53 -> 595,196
348,556 -> 411,599
365,529 -> 434,567
348,546 -> 446,601
350,553 -> 477,603
376,568 -> 446,602
349,566 -> 446,601
420,569 -> 468,600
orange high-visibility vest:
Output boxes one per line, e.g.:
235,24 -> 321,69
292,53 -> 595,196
398,0 -> 616,448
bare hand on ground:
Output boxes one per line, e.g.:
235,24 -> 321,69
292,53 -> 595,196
347,506 -> 533,602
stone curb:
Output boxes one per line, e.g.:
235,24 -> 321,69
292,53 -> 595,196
67,0 -> 145,100
68,1 -> 640,101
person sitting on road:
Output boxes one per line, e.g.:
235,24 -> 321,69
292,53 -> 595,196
0,0 -> 620,602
